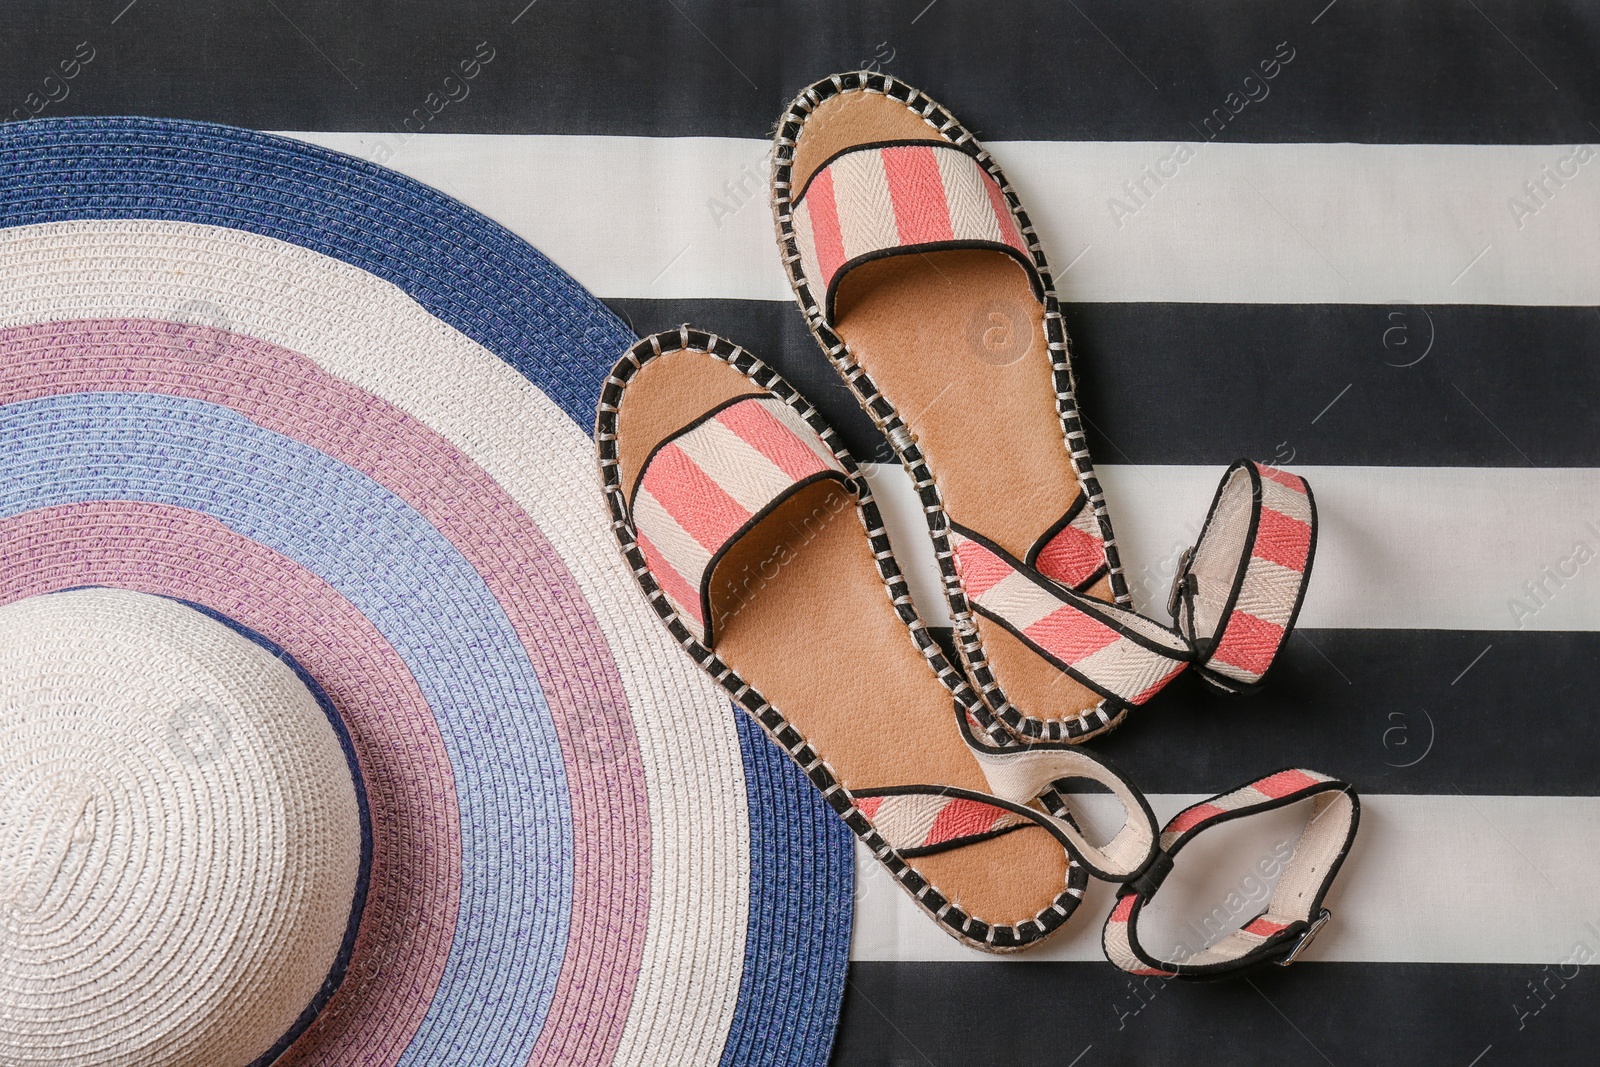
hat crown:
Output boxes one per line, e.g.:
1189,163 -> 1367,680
0,588 -> 364,1067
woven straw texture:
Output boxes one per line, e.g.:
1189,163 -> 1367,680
0,588 -> 364,1067
0,117 -> 852,1067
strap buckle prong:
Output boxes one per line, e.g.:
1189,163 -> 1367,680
1166,546 -> 1196,621
1277,908 -> 1332,967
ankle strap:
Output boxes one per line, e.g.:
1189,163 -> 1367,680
1172,460 -> 1317,693
1102,770 -> 1359,978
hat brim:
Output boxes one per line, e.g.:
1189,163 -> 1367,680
0,118 -> 851,1067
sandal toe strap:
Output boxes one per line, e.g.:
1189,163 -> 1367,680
851,786 -> 1036,858
627,391 -> 854,645
789,140 -> 1044,325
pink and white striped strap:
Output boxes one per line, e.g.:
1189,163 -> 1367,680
852,789 -> 1031,858
1028,501 -> 1108,590
1171,460 -> 1317,693
950,460 -> 1315,709
790,140 -> 1043,323
952,526 -> 1192,707
1101,770 -> 1360,979
629,394 -> 852,645
851,739 -> 1161,882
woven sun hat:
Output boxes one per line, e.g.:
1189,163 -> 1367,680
0,116 -> 852,1067
0,587 -> 371,1066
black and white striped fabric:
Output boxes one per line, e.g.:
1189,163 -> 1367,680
13,1 -> 1596,1062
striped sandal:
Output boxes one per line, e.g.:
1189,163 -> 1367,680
770,72 -> 1315,741
596,328 -> 1162,951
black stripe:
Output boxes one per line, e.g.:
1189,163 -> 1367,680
608,298 -> 1600,467
9,1 -> 1597,143
839,961 -> 1594,1066
925,626 -> 1600,797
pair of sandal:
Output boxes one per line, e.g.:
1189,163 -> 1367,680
597,72 -> 1359,976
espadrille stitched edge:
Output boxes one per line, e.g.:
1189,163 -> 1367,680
770,70 -> 1129,744
596,326 -> 1091,952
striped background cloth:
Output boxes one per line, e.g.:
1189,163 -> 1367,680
8,1 -> 1596,1063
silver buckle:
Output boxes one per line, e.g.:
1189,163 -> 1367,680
1166,546 -> 1195,620
1277,908 -> 1332,966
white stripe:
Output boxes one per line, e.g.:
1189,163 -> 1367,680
0,220 -> 750,1067
669,417 -> 793,515
1231,555 -> 1304,628
1259,474 -> 1313,525
756,398 -> 844,472
1091,598 -> 1190,648
854,793 -> 1600,964
1219,785 -> 1271,810
975,571 -> 1061,632
866,462 -> 1600,632
1072,639 -> 1177,699
933,146 -> 1004,244
873,795 -> 943,851
830,149 -> 899,263
281,133 -> 1600,305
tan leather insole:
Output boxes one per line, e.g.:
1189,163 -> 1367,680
615,347 -> 1068,923
833,251 -> 1087,564
792,91 -> 1114,722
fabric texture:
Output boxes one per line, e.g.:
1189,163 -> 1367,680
1183,465 -> 1316,687
1101,770 -> 1359,979
950,527 -> 1191,705
1029,502 -> 1109,590
944,457 -> 1315,709
852,792 -> 1028,855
